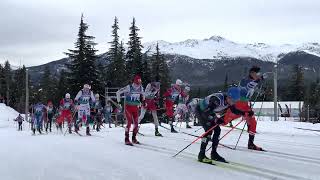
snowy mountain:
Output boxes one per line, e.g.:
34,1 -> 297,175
143,36 -> 320,62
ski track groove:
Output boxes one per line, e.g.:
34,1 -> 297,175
140,130 -> 320,164
136,143 -> 311,180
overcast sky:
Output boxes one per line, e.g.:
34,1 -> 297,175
1,0 -> 320,67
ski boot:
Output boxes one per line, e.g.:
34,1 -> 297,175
198,152 -> 212,164
186,124 -> 192,129
170,124 -> 178,133
68,127 -> 72,134
86,127 -> 91,136
32,128 -> 36,135
38,128 -> 42,134
211,151 -> 228,163
125,133 -> 133,146
155,128 -> 163,137
248,135 -> 264,151
132,135 -> 140,144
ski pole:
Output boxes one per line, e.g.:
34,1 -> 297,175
206,118 -> 245,152
234,121 -> 247,150
173,124 -> 218,158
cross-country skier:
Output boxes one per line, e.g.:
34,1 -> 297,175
32,102 -> 47,134
57,93 -> 74,134
197,87 -> 248,163
163,79 -> 187,133
175,84 -> 192,128
93,94 -> 103,131
138,81 -> 162,136
187,98 -> 202,126
116,75 -> 144,145
45,101 -> 55,132
15,114 -> 24,131
75,84 -> 96,136
223,66 -> 266,151
103,101 -> 113,128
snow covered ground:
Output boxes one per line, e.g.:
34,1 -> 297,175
1,103 -> 320,180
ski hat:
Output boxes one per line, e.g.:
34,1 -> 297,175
65,93 -> 71,99
249,66 -> 261,73
176,79 -> 183,86
83,84 -> 91,89
95,94 -> 100,99
133,75 -> 142,85
227,87 -> 240,102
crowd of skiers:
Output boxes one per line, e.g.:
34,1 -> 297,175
14,65 -> 266,164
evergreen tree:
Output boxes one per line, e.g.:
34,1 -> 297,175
223,73 -> 229,91
151,43 -> 171,94
65,14 -> 99,95
39,66 -> 54,103
107,17 -> 127,87
4,61 -> 12,106
0,64 -> 4,98
126,17 -> 143,78
142,53 -> 151,87
56,70 -> 69,101
287,64 -> 304,101
11,66 -> 26,112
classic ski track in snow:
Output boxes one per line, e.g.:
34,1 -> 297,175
136,143 -> 310,180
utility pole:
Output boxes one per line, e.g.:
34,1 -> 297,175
273,64 -> 278,121
25,69 -> 29,122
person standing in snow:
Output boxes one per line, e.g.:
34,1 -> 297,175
223,66 -> 266,151
15,114 -> 24,131
45,101 -> 55,133
57,93 -> 74,134
116,75 -> 144,145
93,94 -> 103,131
138,81 -> 162,136
175,84 -> 192,129
103,101 -> 113,128
197,87 -> 247,163
75,84 -> 96,136
32,102 -> 47,134
163,79 -> 187,133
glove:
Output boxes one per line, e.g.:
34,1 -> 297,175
248,110 -> 254,117
215,117 -> 225,125
262,73 -> 268,80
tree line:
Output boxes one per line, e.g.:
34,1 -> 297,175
0,15 -> 171,110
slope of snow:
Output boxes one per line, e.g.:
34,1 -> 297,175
1,106 -> 320,180
143,36 -> 320,62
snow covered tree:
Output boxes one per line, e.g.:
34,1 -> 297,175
151,43 -> 171,94
107,17 -> 127,87
65,14 -> 99,95
126,17 -> 143,79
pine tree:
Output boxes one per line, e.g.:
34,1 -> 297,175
142,53 -> 151,87
223,73 -> 229,91
151,43 -> 171,94
57,70 -> 69,101
107,17 -> 127,87
39,66 -> 54,103
65,14 -> 99,95
0,64 -> 4,99
4,61 -> 12,106
11,66 -> 27,112
126,17 -> 143,78
287,64 -> 304,101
